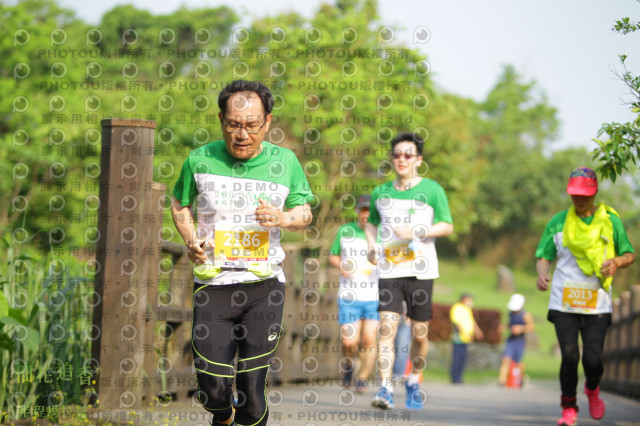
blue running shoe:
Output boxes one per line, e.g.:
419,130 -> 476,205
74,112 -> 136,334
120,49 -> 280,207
371,387 -> 395,409
405,382 -> 424,409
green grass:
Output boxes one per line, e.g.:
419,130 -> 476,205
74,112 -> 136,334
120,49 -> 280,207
426,258 -> 561,383
0,242 -> 95,423
423,352 -> 561,385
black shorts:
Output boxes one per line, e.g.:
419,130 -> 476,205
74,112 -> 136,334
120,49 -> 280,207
377,277 -> 433,322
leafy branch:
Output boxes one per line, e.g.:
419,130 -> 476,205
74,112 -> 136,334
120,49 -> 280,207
591,17 -> 640,182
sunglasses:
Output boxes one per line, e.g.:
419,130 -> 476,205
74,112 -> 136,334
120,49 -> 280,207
391,152 -> 418,160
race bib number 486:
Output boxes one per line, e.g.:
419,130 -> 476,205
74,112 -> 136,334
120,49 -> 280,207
562,281 -> 599,313
213,223 -> 269,268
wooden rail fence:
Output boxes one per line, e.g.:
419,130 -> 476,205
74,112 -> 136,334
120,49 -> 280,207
602,284 -> 640,399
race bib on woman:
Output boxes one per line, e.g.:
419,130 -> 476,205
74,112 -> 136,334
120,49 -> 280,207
562,281 -> 599,313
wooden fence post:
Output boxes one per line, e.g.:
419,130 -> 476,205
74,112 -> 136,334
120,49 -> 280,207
91,119 -> 159,409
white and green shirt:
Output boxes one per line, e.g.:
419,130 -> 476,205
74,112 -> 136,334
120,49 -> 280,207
536,209 -> 634,314
368,178 -> 453,280
173,140 -> 313,285
330,222 -> 378,301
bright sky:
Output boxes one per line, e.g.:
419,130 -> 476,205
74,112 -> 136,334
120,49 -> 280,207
55,0 -> 640,151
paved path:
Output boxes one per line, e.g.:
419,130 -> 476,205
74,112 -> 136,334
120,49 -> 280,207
91,380 -> 640,426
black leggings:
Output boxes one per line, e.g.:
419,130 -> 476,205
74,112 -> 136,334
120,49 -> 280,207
192,278 -> 284,426
548,310 -> 611,397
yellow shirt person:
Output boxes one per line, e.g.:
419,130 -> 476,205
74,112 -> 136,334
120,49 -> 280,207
449,294 -> 483,383
451,301 -> 475,343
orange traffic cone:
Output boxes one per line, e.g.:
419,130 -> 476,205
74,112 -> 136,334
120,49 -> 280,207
506,361 -> 523,388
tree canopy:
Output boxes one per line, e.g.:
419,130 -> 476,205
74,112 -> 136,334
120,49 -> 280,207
1,0 -> 636,284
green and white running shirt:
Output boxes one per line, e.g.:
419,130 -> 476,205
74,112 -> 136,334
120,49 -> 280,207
173,140 -> 314,285
330,222 -> 378,301
368,178 -> 453,280
536,209 -> 634,314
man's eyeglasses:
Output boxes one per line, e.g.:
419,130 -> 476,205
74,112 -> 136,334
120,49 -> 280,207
392,152 -> 418,160
222,119 -> 266,134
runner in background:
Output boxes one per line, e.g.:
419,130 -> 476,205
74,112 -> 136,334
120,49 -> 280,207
365,132 -> 454,410
498,293 -> 535,386
535,167 -> 634,426
329,195 -> 379,394
449,293 -> 483,384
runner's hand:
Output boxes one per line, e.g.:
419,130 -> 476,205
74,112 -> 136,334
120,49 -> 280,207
367,245 -> 380,265
187,240 -> 208,265
536,274 -> 550,291
255,198 -> 286,228
600,258 -> 617,278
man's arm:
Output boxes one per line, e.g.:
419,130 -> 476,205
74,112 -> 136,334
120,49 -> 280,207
395,221 -> 454,241
329,254 -> 353,279
523,311 -> 535,333
364,222 -> 377,248
510,312 -> 535,335
449,306 -> 459,328
255,200 -> 312,231
423,221 -> 454,239
170,196 -> 206,264
536,258 -> 551,291
283,203 -> 313,231
328,254 -> 341,269
364,222 -> 379,265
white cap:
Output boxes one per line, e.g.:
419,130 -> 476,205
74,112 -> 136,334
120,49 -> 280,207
507,294 -> 525,311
